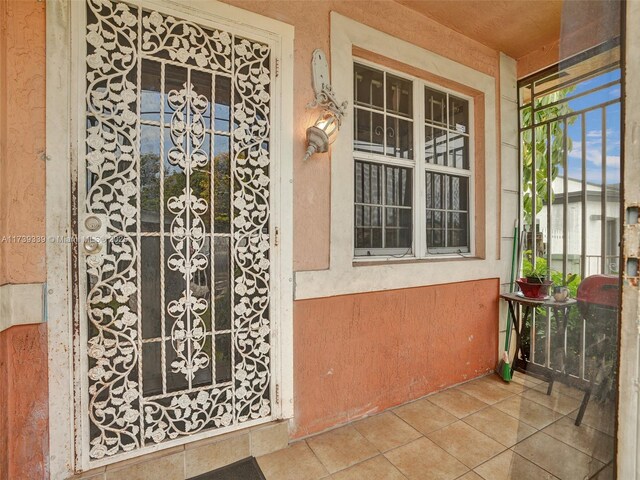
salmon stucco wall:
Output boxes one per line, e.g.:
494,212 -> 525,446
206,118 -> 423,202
0,0 -> 46,285
0,326 -> 7,480
0,1 -> 49,479
0,324 -> 49,480
291,278 -> 500,438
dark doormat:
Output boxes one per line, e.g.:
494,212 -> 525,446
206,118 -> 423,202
187,457 -> 267,480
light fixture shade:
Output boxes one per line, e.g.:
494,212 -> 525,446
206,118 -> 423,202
316,113 -> 338,135
303,125 -> 330,161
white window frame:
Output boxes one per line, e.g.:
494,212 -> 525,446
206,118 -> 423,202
295,13 -> 500,300
352,59 -> 475,258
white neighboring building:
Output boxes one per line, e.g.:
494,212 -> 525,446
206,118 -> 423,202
537,177 -> 620,277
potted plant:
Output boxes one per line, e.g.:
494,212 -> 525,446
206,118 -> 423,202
517,256 -> 552,298
523,260 -> 548,284
550,273 -> 578,301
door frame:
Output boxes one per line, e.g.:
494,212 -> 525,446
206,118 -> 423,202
46,1 -> 294,476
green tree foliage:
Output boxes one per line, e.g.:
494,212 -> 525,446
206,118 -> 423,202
521,87 -> 576,225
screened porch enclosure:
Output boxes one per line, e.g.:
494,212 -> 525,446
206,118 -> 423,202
517,42 -> 621,395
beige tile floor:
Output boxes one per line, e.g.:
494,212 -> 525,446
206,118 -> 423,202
257,373 -> 615,480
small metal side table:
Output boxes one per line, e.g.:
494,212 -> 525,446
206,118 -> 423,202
500,293 -> 587,425
500,293 -> 576,375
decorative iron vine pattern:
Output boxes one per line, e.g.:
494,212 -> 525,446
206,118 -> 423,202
85,0 -> 141,460
232,38 -> 272,422
84,0 -> 272,460
141,9 -> 232,72
165,83 -> 211,382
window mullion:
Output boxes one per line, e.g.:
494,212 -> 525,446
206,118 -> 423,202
444,113 -> 449,251
415,82 -> 425,258
381,71 -> 387,250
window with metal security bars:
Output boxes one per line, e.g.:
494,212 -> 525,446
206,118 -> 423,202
353,61 -> 473,257
424,87 -> 471,253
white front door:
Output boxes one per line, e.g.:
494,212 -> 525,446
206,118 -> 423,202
75,0 -> 281,467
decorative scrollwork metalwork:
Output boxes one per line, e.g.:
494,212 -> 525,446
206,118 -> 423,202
83,0 -> 273,461
306,48 -> 348,126
141,10 -> 232,72
306,87 -> 348,126
232,37 -> 273,422
165,82 -> 211,382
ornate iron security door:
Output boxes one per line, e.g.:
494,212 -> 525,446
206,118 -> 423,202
78,0 -> 275,463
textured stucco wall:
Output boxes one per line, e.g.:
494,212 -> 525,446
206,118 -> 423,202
0,0 -> 46,285
0,324 -> 7,480
0,324 -> 49,480
0,1 -> 48,479
0,4 -> 5,474
292,279 -> 500,438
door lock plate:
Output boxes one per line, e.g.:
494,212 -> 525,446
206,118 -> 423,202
80,213 -> 107,260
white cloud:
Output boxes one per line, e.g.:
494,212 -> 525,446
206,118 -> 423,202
568,131 -> 620,168
569,143 -> 620,168
605,155 -> 620,167
586,129 -> 609,139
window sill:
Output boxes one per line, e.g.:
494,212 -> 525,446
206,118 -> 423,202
353,254 -> 483,267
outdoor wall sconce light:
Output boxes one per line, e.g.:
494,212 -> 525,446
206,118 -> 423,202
303,49 -> 348,161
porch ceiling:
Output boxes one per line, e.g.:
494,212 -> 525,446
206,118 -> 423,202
394,0 -> 564,59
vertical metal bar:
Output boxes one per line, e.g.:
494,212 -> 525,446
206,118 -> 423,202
185,68 -> 193,391
210,73 -> 216,383
546,123 -> 552,277
581,113 -> 587,278
561,117 -> 569,373
160,62 -> 167,396
563,117 -> 568,282
580,317 -> 586,380
546,308 -> 552,368
531,310 -> 537,365
531,78 -> 536,110
563,310 -> 568,374
526,84 -> 538,367
529,121 -> 537,367
601,106 -> 607,273
546,124 -> 552,369
230,37 -> 236,422
382,166 -> 387,249
579,111 -> 588,380
531,124 -> 537,266
135,5 -> 144,446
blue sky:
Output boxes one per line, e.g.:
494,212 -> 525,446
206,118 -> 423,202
565,69 -> 621,185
